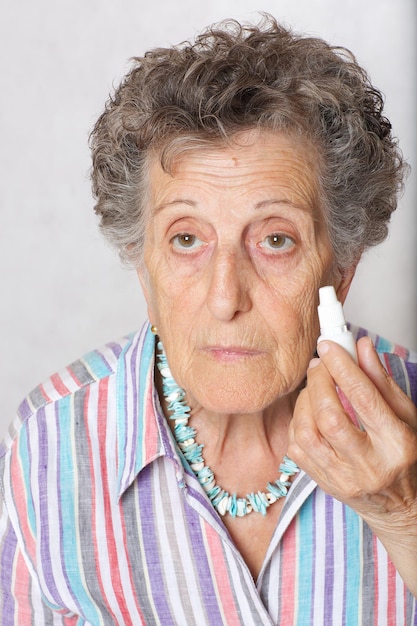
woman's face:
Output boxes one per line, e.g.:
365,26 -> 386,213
138,130 -> 352,414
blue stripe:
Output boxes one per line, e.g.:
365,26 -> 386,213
17,422 -> 36,535
296,493 -> 314,625
134,325 -> 156,476
116,335 -> 131,492
58,395 -> 101,624
116,324 -> 156,493
343,505 -> 361,626
375,335 -> 394,353
80,348 -> 113,381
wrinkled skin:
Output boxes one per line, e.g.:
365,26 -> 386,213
137,129 -> 417,589
139,130 -> 350,415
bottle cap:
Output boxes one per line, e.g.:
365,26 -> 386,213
318,286 -> 346,331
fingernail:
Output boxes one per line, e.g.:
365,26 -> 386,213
365,336 -> 375,350
317,341 -> 330,356
309,357 -> 321,369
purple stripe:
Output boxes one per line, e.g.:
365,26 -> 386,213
137,465 -> 225,624
179,487 -> 226,625
405,360 -> 417,404
107,340 -> 125,359
355,327 -> 369,341
55,402 -> 84,616
310,489 -> 317,625
0,522 -> 18,622
36,409 -> 65,607
18,397 -> 33,422
342,506 -> 347,626
184,482 -> 222,527
324,495 -> 334,624
137,465 -> 176,620
0,442 -> 7,459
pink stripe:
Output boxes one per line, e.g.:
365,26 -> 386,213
15,549 -> 30,624
62,614 -> 80,625
373,535 -> 379,626
38,383 -> 52,403
67,366 -> 82,387
393,344 -> 408,359
85,383 -> 120,624
387,558 -> 397,623
50,373 -> 70,397
97,379 -> 134,625
144,378 -> 159,459
204,525 -> 242,624
279,518 -> 297,624
10,450 -> 36,564
86,371 -> 144,623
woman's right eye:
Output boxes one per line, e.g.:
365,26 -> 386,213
171,233 -> 204,251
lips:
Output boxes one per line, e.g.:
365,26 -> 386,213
202,345 -> 264,362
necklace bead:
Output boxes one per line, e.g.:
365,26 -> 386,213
156,339 -> 299,517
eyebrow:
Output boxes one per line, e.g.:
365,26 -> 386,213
153,197 -> 311,215
254,199 -> 310,212
153,199 -> 196,215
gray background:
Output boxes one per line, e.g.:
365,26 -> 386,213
1,0 -> 416,437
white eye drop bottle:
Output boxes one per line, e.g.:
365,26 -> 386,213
317,286 -> 358,362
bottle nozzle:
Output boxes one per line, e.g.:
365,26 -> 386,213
318,286 -> 346,331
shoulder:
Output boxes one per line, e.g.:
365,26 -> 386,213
350,324 -> 417,403
0,326 -> 150,459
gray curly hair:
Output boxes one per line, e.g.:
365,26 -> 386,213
90,14 -> 407,270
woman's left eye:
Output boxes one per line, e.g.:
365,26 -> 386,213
259,233 -> 295,252
171,233 -> 204,251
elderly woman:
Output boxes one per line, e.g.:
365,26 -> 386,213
1,15 -> 416,626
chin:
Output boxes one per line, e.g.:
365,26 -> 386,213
191,382 -> 279,415
180,357 -> 298,414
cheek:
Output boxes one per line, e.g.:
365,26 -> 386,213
141,251 -> 178,317
259,271 -> 323,354
146,278 -> 202,355
260,265 -> 319,315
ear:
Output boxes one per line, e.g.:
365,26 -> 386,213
334,265 -> 357,304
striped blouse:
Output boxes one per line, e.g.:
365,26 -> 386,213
0,322 -> 416,625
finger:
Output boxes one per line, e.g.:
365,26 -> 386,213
288,382 -> 330,454
356,335 -> 417,431
288,373 -> 371,491
302,358 -> 368,457
316,340 -> 410,435
287,384 -> 336,476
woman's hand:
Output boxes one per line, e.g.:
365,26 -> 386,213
288,336 -> 417,596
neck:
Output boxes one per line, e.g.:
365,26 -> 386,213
190,396 -> 295,457
155,355 -> 297,455
155,340 -> 299,517
188,401 -> 294,499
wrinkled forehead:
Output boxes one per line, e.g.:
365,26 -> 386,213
150,127 -> 320,174
145,128 -> 324,218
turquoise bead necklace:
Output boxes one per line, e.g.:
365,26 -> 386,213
156,339 -> 299,518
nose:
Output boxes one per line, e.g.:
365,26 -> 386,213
206,248 -> 252,321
